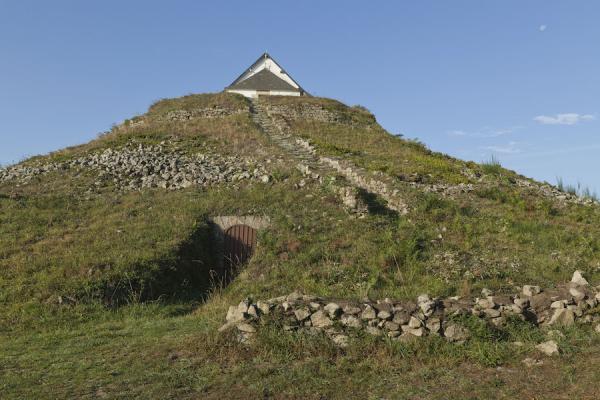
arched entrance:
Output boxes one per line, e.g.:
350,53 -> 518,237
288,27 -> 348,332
223,224 -> 257,272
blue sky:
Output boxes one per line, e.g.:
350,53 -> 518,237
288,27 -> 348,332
1,1 -> 599,194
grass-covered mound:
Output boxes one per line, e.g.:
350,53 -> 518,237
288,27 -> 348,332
261,95 -> 600,288
0,92 -> 276,328
1,92 -> 600,399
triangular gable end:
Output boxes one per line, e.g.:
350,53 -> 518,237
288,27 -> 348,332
225,52 -> 308,98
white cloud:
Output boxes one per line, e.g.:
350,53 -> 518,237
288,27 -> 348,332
448,130 -> 468,136
482,141 -> 522,154
539,25 -> 547,32
533,113 -> 595,125
448,126 -> 520,138
515,143 -> 600,158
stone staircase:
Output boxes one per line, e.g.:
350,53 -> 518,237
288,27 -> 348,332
250,99 -> 317,163
250,98 -> 408,215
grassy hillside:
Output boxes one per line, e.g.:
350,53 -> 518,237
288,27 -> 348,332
1,92 -> 600,399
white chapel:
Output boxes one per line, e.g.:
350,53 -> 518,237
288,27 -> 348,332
225,53 -> 307,98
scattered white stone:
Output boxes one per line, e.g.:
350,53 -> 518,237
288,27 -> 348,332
550,300 -> 566,309
236,323 -> 256,333
477,298 -> 495,309
310,310 -> 333,328
523,285 -> 541,297
361,305 -> 377,320
247,304 -> 259,318
397,332 -> 419,343
417,294 -> 430,304
419,300 -> 436,315
256,301 -> 271,315
340,314 -> 362,328
507,304 -> 524,314
536,340 -> 559,356
571,270 -> 589,286
267,296 -> 286,304
294,307 -> 312,322
366,326 -> 382,336
377,310 -> 393,320
343,305 -> 361,315
225,305 -> 246,323
218,321 -> 237,333
483,308 -> 501,318
549,308 -> 575,327
384,321 -> 400,332
332,334 -> 349,348
426,318 -> 441,334
408,316 -> 423,329
286,292 -> 303,302
392,312 -> 410,325
324,303 -> 342,318
514,297 -> 530,308
569,287 -> 586,302
0,143 -> 269,191
402,326 -> 425,337
522,357 -> 544,367
444,324 -> 470,343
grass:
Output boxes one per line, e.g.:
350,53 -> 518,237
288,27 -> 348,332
147,92 -> 250,115
557,177 -> 599,201
481,154 -> 503,175
1,92 -> 600,398
2,304 -> 600,399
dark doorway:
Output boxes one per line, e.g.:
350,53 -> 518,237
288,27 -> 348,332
223,224 -> 257,274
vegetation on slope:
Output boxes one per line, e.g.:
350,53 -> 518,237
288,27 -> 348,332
1,92 -> 600,399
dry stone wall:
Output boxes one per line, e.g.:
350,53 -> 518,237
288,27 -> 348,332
113,105 -> 249,132
221,271 -> 600,350
265,104 -> 358,125
160,106 -> 248,122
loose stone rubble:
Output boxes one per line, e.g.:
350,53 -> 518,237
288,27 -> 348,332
536,340 -> 559,356
0,142 -> 269,191
517,179 -> 598,206
220,271 -> 600,351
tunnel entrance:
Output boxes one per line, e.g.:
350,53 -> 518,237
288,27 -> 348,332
210,216 -> 270,281
223,224 -> 257,271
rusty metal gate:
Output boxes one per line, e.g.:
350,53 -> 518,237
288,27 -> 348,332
223,224 -> 257,271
